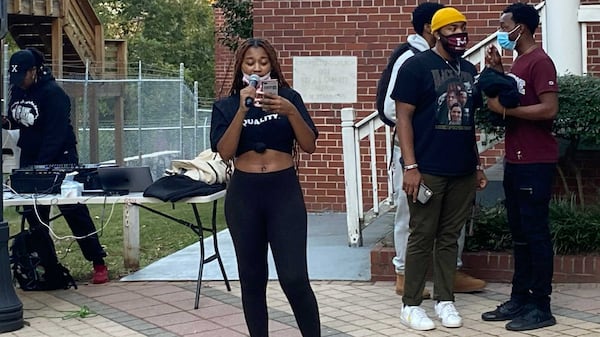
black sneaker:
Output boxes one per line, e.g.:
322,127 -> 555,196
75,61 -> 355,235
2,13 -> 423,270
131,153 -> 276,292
505,307 -> 556,331
481,300 -> 527,321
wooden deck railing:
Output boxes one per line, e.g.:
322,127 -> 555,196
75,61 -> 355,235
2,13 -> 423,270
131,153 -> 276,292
8,0 -> 108,77
62,0 -> 104,75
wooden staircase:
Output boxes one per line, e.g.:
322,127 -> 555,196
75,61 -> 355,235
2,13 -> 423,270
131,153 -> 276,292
7,0 -> 126,78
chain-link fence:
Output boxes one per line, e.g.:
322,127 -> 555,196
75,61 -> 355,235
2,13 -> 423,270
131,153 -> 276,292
59,77 -> 211,162
3,52 -> 213,178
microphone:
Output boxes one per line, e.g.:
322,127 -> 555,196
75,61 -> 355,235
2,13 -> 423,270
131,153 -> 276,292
244,74 -> 261,107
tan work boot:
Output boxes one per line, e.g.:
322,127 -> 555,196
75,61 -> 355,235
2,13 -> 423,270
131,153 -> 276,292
454,271 -> 486,293
396,274 -> 431,299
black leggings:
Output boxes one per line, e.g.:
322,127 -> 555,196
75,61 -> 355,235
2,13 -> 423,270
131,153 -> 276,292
225,167 -> 320,337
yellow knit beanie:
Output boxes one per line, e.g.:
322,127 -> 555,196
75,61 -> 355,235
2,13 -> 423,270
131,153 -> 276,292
430,7 -> 467,32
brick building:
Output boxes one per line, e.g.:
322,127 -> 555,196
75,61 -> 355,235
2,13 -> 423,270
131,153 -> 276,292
215,0 -> 600,212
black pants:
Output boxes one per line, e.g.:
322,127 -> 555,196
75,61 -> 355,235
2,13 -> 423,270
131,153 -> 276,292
225,167 -> 320,337
504,163 -> 555,312
22,204 -> 106,264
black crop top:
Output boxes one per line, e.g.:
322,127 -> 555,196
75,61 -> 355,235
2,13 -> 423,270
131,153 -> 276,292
210,87 -> 318,157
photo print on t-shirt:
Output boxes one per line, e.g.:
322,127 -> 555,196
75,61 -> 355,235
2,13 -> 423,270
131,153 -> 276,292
434,78 -> 474,131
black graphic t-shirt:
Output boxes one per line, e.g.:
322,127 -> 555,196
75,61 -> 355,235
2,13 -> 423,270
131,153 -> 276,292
391,49 -> 482,176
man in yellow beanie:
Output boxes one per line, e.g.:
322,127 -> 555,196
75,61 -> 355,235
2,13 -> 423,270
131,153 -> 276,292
391,6 -> 487,331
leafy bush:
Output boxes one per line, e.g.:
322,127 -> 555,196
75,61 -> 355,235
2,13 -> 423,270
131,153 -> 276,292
553,75 -> 600,206
467,197 -> 600,255
466,203 -> 511,252
554,74 -> 600,146
549,195 -> 600,255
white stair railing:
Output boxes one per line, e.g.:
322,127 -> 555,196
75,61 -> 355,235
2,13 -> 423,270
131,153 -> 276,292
341,108 -> 393,247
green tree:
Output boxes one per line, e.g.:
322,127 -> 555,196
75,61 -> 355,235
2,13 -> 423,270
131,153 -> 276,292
212,0 -> 253,51
90,0 -> 215,100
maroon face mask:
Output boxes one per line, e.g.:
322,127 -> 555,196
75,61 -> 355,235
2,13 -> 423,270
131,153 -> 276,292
439,32 -> 469,57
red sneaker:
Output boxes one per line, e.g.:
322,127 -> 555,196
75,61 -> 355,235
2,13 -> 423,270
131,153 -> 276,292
92,265 -> 109,284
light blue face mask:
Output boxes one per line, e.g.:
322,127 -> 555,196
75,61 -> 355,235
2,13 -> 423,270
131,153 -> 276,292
497,25 -> 521,50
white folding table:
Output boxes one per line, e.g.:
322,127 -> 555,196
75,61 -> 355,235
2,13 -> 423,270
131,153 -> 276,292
3,190 -> 230,309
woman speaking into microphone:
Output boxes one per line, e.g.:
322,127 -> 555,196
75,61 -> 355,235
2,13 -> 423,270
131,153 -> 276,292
210,38 -> 321,337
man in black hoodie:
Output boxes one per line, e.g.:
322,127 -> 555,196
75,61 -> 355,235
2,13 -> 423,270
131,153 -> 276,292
4,48 -> 109,284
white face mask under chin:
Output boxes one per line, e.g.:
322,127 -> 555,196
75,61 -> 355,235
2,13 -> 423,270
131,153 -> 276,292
242,72 -> 271,85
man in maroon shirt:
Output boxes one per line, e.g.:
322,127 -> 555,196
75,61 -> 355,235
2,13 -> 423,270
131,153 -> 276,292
481,3 -> 558,332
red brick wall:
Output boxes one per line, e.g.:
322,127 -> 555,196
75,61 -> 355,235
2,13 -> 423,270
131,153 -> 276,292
213,8 -> 234,98
371,244 -> 600,282
588,23 -> 600,75
215,1 -> 600,212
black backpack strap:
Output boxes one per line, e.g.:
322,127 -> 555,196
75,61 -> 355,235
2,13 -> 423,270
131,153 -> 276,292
407,44 -> 421,55
388,128 -> 397,171
378,42 -> 422,127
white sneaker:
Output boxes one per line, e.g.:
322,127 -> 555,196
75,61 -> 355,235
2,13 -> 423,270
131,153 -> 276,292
435,301 -> 462,328
400,305 -> 435,331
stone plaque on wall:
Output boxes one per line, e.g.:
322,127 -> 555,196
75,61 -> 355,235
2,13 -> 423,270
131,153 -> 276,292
292,56 -> 357,103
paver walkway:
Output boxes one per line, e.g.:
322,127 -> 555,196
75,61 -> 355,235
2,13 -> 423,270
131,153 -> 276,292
4,281 -> 600,336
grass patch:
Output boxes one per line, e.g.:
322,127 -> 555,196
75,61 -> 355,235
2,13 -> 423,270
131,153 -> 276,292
5,201 -> 226,282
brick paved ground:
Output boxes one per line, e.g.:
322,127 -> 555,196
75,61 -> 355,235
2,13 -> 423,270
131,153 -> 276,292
3,281 -> 600,337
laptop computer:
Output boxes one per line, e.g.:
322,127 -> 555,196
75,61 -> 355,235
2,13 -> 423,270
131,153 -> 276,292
96,166 -> 154,195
